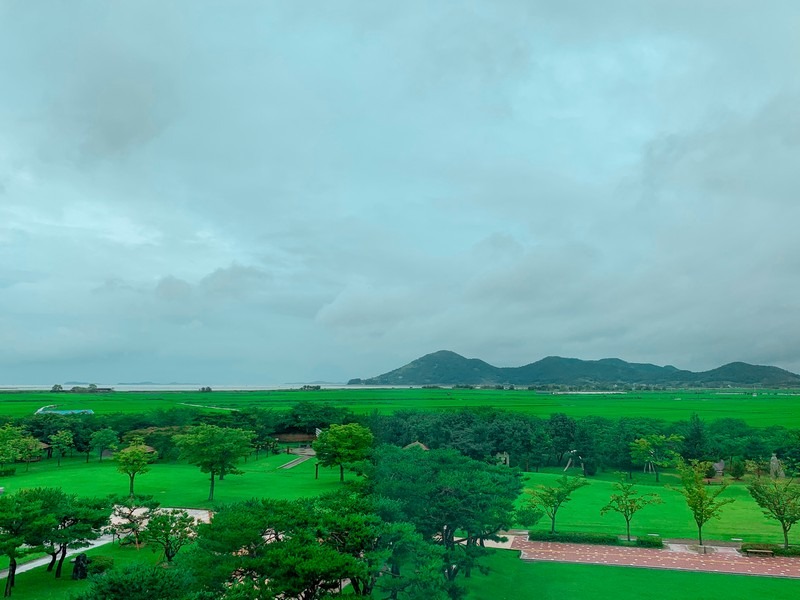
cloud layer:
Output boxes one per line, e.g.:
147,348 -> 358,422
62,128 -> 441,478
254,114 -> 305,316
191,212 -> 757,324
2,1 -> 799,383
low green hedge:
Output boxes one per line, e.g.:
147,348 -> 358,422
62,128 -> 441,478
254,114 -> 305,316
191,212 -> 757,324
527,531 -> 664,548
0,467 -> 16,477
634,536 -> 664,548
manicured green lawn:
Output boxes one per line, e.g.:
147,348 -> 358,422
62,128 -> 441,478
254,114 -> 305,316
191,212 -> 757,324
521,470 -> 785,545
3,388 -> 800,426
0,452 -> 344,508
464,550 -> 800,600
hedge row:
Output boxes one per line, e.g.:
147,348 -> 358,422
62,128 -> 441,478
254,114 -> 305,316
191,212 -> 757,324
527,531 -> 664,548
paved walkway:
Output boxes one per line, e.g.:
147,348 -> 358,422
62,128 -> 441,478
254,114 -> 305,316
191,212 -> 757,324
510,536 -> 800,578
1,507 -> 212,580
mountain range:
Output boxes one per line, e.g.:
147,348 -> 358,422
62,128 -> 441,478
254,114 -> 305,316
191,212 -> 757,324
348,350 -> 800,388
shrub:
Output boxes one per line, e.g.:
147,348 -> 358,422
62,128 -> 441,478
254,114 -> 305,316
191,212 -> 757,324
582,460 -> 598,476
729,460 -> 746,480
0,467 -> 16,477
528,531 -> 619,545
88,555 -> 115,575
635,536 -> 664,548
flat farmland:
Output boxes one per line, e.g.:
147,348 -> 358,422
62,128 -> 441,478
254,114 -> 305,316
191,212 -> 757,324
2,388 -> 799,426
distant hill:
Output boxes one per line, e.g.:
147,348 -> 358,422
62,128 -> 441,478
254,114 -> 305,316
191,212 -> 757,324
349,350 -> 800,388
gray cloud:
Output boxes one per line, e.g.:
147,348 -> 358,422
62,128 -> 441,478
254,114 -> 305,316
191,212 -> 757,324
1,1 -> 799,383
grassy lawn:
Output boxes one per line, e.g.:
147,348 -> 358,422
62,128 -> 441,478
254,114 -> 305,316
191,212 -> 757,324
2,388 -> 800,426
520,470 -> 785,545
464,550 -> 800,600
0,452 -> 344,509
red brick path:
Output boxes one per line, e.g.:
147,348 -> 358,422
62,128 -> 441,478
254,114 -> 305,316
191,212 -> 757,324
511,538 -> 800,578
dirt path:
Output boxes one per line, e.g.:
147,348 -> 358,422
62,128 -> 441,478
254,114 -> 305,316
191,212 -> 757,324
509,537 -> 800,578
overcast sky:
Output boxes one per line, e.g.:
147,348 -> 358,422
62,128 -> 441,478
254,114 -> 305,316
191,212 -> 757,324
1,1 -> 799,384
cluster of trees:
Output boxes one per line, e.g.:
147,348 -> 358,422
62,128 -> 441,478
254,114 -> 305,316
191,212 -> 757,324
0,488 -> 109,597
367,410 -> 800,477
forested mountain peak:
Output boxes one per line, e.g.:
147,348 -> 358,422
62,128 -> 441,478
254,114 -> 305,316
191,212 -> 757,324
350,352 -> 800,388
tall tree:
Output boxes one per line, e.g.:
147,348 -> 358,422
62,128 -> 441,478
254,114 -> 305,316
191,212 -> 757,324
174,424 -> 254,501
370,445 -> 521,590
0,492 -> 55,597
107,495 -> 160,549
115,438 -> 156,497
547,413 -> 576,465
141,509 -> 196,562
600,473 -> 662,541
313,423 -> 374,482
0,424 -> 24,467
681,413 -> 707,461
21,488 -> 110,578
90,428 -> 119,461
524,474 -> 589,534
747,478 -> 800,549
15,434 -> 41,471
629,434 -> 683,482
672,459 -> 734,546
49,430 -> 74,467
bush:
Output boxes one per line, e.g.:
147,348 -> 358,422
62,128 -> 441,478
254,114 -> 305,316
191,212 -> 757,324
729,460 -> 746,480
582,460 -> 598,476
635,536 -> 664,548
528,531 -> 619,545
0,467 -> 16,477
88,555 -> 115,575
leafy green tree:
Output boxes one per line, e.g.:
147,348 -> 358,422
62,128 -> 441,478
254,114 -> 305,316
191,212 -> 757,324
729,459 -> 746,480
49,429 -> 74,467
600,473 -> 662,541
311,489 -> 446,598
72,562 -> 193,600
547,413 -> 576,465
141,509 -> 196,562
90,428 -> 119,461
188,497 -> 355,599
524,475 -> 590,534
174,425 -> 254,500
672,459 -> 734,546
370,445 -> 521,589
0,424 -> 25,467
20,488 -> 110,578
15,434 -> 41,471
107,495 -> 160,548
680,413 -> 707,461
115,439 -> 156,496
313,423 -> 374,482
50,384 -> 63,393
629,434 -> 683,482
0,492 -> 56,597
747,478 -> 800,549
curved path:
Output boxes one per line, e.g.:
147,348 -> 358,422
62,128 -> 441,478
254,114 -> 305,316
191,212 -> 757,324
510,537 -> 800,578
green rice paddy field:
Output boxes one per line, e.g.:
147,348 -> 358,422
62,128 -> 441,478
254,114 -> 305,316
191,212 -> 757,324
2,387 -> 800,427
